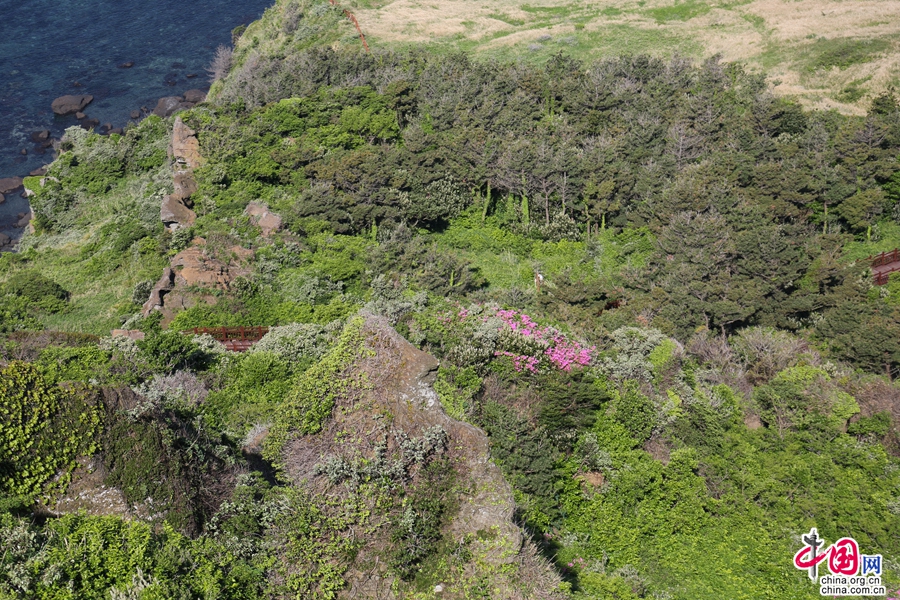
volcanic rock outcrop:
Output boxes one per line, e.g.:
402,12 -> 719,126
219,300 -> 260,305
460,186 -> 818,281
160,117 -> 203,230
51,94 -> 93,115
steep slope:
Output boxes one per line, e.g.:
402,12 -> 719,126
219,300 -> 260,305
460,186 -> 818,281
274,313 -> 562,598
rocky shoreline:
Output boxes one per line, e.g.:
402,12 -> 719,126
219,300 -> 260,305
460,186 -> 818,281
1,84 -> 210,251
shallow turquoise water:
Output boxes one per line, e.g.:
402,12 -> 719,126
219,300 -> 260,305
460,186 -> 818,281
0,0 -> 272,233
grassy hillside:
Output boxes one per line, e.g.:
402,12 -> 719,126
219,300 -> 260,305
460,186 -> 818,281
2,0 -> 900,598
335,0 -> 900,115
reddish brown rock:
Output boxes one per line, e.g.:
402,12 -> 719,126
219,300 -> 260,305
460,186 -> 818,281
75,111 -> 86,120
160,195 -> 196,229
111,329 -> 145,340
169,238 -> 253,289
51,94 -> 93,115
168,117 -> 203,169
141,267 -> 176,315
172,171 -> 198,202
244,202 -> 283,237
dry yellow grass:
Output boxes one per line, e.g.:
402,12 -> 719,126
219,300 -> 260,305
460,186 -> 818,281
346,0 -> 900,113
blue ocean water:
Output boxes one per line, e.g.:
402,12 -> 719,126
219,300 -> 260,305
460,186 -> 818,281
0,0 -> 272,235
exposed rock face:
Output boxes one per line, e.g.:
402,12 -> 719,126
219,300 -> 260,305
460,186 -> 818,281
168,117 -> 204,169
182,89 -> 206,103
172,170 -> 198,201
160,117 -> 204,230
110,329 -> 146,341
141,267 -> 176,315
51,94 -> 93,115
244,202 -> 283,237
152,96 -> 183,117
139,238 -> 252,321
170,239 -> 252,288
160,195 -> 196,229
0,177 -> 23,193
280,315 -> 555,598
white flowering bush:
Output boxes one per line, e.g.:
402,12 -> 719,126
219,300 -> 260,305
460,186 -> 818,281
132,370 -> 209,410
99,335 -> 139,358
249,322 -> 332,364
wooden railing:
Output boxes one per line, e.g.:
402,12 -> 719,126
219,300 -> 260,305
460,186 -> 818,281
875,266 -> 900,286
871,249 -> 900,268
184,326 -> 269,352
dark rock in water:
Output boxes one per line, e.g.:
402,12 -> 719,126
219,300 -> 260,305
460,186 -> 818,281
0,193 -> 5,204
30,129 -> 50,142
80,118 -> 100,130
0,233 -> 10,246
183,89 -> 206,103
110,127 -> 124,135
29,167 -> 46,176
130,109 -> 141,119
40,139 -> 53,148
102,122 -> 112,131
72,81 -> 83,87
186,73 -> 198,79
0,177 -> 23,193
33,147 -> 46,155
51,94 -> 93,115
75,111 -> 86,119
163,73 -> 179,87
118,61 -> 135,68
19,149 -> 26,155
153,96 -> 183,117
171,62 -> 186,69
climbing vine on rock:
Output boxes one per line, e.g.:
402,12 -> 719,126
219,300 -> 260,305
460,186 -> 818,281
263,317 -> 370,469
0,361 -> 101,501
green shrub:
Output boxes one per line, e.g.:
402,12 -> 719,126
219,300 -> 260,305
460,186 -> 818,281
2,271 -> 69,313
263,317 -> 367,468
36,345 -> 111,384
136,331 -> 208,374
609,383 -> 655,444
848,411 -> 891,438
434,365 -> 482,420
0,362 -> 101,500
